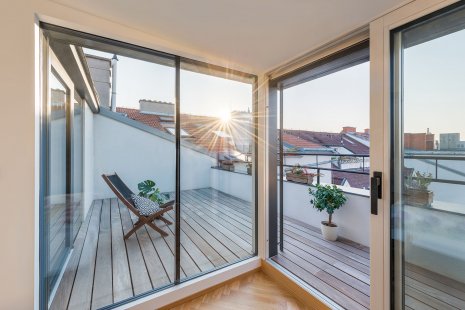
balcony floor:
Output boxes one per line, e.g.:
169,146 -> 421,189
50,188 -> 253,310
272,216 -> 465,310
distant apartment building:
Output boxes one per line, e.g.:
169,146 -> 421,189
404,131 -> 435,150
439,133 -> 465,150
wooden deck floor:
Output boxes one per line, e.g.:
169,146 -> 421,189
50,188 -> 254,310
272,216 -> 465,310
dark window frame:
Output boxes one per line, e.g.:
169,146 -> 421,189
39,23 -> 258,310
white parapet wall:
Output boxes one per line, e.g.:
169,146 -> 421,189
210,168 -> 253,203
92,113 -> 215,199
282,181 -> 370,246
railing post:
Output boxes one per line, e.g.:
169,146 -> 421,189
317,168 -> 320,185
436,159 -> 438,179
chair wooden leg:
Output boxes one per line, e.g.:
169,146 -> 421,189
147,222 -> 169,237
158,216 -> 173,225
124,219 -> 145,240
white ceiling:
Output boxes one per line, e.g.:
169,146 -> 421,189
54,0 -> 405,74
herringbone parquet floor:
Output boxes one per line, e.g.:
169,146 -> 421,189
169,271 -> 311,310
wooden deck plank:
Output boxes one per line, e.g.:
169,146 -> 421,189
405,284 -> 458,310
165,211 -> 229,267
181,200 -> 252,252
182,190 -> 252,235
200,188 -> 253,215
284,222 -> 369,266
145,223 -> 182,281
67,200 -> 102,310
284,219 -> 370,262
110,198 -> 133,303
284,215 -> 369,253
405,268 -> 465,302
178,201 -> 252,256
406,277 -> 465,309
271,254 -> 368,310
187,189 -> 252,224
279,249 -> 370,308
182,192 -> 252,242
283,228 -> 370,274
284,238 -> 370,295
130,212 -> 171,290
49,202 -> 95,310
118,200 -> 153,295
153,211 -> 201,278
168,207 -> 239,263
162,211 -> 215,273
91,199 -> 113,309
284,233 -> 370,285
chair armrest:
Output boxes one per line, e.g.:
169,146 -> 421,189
159,200 -> 175,209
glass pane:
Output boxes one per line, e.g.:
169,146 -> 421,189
72,97 -> 83,241
43,39 -> 176,309
45,70 -> 69,300
179,63 -> 255,281
392,4 -> 465,309
271,46 -> 371,310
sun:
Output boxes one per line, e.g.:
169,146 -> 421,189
219,110 -> 231,123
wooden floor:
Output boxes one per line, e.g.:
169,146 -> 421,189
167,271 -> 310,310
272,216 -> 465,310
50,188 -> 254,310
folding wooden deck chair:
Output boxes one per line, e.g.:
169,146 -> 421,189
102,173 -> 174,239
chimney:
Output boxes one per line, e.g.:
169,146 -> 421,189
139,99 -> 175,116
342,126 -> 356,133
364,128 -> 370,135
110,54 -> 118,112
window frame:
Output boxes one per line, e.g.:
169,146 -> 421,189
39,23 -> 259,310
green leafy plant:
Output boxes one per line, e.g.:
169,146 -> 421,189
138,180 -> 165,205
405,171 -> 432,191
309,184 -> 347,226
291,164 -> 305,176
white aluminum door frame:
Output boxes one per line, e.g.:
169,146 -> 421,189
369,0 -> 460,309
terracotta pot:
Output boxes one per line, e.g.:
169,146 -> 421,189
286,173 -> 314,185
403,188 -> 433,206
320,221 -> 338,241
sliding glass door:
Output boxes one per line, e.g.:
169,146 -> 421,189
391,3 -> 465,309
40,24 -> 257,310
43,48 -> 81,303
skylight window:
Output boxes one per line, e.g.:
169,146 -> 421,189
166,127 -> 190,137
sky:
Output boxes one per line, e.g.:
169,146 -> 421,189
84,48 -> 252,118
403,28 -> 465,138
282,62 -> 370,133
84,24 -> 465,139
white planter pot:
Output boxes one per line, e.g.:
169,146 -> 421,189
320,221 -> 338,241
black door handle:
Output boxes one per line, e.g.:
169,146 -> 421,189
371,171 -> 382,215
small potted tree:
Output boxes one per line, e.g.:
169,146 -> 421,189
404,171 -> 433,206
309,184 -> 347,241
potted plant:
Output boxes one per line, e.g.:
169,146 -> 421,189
404,171 -> 434,206
286,164 -> 317,185
220,160 -> 234,171
137,179 -> 167,204
309,184 -> 347,241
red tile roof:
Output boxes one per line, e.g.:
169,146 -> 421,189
281,132 -> 324,149
284,129 -> 369,155
116,107 -> 238,153
331,164 -> 370,189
